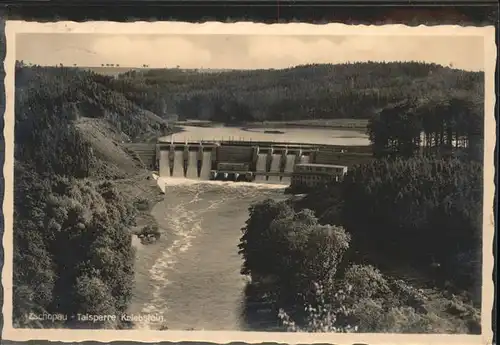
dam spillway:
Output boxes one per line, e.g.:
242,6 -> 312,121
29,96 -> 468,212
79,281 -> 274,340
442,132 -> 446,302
127,140 -> 373,184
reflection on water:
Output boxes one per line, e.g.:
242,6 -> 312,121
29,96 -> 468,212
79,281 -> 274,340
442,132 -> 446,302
129,178 -> 286,331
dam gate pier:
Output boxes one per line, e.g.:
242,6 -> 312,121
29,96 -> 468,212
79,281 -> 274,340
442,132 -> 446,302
126,140 -> 373,184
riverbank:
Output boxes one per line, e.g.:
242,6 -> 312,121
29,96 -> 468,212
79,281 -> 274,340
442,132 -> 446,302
111,172 -> 170,329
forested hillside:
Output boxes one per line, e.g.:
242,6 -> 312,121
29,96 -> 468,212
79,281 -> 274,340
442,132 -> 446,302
97,62 -> 483,124
241,159 -> 483,334
11,61 -> 485,332
12,63 -> 170,328
237,63 -> 484,333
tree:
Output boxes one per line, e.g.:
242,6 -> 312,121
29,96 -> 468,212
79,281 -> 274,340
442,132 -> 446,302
12,64 -> 150,327
239,202 -> 351,323
110,61 -> 482,125
340,157 -> 482,291
238,199 -> 294,279
368,91 -> 484,161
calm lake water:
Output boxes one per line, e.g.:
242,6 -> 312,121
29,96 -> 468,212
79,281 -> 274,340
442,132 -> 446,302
161,125 -> 370,146
128,126 -> 368,331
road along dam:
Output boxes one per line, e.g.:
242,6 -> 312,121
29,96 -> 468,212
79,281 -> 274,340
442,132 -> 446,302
126,140 -> 372,184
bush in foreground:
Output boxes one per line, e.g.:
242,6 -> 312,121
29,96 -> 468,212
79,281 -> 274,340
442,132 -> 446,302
240,196 -> 481,333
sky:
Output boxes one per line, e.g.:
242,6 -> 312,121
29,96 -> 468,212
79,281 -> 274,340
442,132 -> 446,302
16,33 -> 484,71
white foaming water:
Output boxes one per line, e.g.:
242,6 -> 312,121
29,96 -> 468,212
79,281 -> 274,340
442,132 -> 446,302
200,151 -> 212,180
172,151 -> 184,177
281,154 -> 296,184
255,153 -> 267,182
139,185 -> 204,329
255,153 -> 267,172
268,154 -> 282,183
132,177 -> 286,330
159,151 -> 170,177
285,154 -> 296,172
186,151 -> 199,179
157,176 -> 286,190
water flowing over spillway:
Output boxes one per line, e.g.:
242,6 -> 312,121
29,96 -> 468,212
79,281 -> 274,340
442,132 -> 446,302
186,151 -> 199,179
129,178 -> 286,331
172,151 -> 185,177
285,154 -> 296,172
268,154 -> 282,183
281,154 -> 296,184
200,151 -> 212,180
131,125 -> 370,329
159,151 -> 170,177
255,154 -> 267,182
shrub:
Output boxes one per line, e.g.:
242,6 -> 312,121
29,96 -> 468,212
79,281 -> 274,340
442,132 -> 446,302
134,197 -> 151,211
341,157 -> 482,291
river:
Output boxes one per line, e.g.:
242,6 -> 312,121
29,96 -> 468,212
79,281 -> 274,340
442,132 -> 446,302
129,178 -> 287,331
128,125 -> 369,331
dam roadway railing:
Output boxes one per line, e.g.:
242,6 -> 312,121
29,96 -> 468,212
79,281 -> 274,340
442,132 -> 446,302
157,140 -> 371,152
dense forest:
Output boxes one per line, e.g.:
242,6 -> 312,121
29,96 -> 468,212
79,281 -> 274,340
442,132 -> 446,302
88,62 -> 483,124
240,157 -> 483,333
238,63 -> 484,333
367,93 -> 483,160
12,63 -> 170,328
11,60 -> 485,332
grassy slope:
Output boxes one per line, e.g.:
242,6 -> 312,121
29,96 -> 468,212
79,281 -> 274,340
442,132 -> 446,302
48,66 -> 170,235
74,116 -> 162,233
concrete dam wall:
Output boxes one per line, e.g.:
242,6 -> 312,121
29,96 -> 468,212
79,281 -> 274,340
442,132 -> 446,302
125,141 -> 372,183
148,141 -> 372,184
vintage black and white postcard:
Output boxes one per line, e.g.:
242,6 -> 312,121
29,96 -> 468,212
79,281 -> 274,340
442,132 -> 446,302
1,21 -> 496,344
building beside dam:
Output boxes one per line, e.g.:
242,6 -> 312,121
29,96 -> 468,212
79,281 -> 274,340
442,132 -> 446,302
290,163 -> 348,189
125,140 -> 373,185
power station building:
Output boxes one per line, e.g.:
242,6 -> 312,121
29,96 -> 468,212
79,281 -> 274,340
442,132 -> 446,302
127,140 -> 365,187
290,163 -> 348,189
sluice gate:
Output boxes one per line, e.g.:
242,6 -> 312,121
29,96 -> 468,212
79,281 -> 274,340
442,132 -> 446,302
129,140 -> 372,183
155,141 -> 322,183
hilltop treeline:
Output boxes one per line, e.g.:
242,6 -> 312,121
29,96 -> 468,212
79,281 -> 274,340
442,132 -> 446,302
100,62 -> 483,123
367,93 -> 483,160
238,63 -> 484,332
12,63 -> 170,328
15,62 -> 171,142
